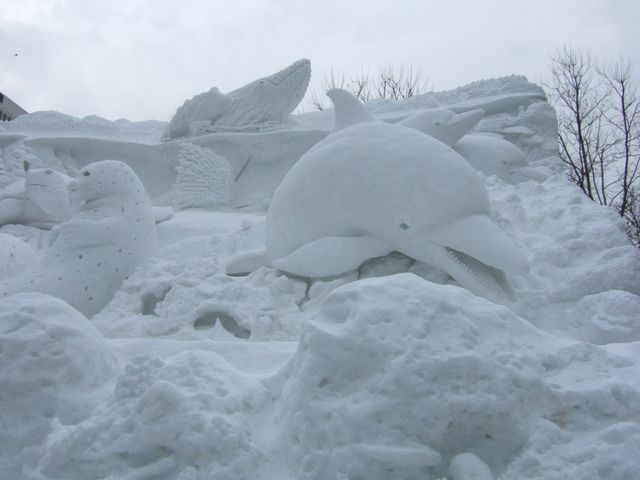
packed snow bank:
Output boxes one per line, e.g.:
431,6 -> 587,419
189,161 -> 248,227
274,274 -> 640,480
489,174 -> 640,343
0,293 -> 119,478
4,111 -> 165,143
93,211 -> 306,341
35,350 -> 265,480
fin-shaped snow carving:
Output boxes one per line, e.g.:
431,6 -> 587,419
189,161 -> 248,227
164,59 -> 311,139
233,89 -> 529,304
171,143 -> 235,210
327,88 -> 374,131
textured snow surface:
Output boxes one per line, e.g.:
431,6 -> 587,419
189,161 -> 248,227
172,143 -> 235,209
0,75 -> 639,479
0,293 -> 119,478
276,274 -> 640,480
0,232 -> 37,279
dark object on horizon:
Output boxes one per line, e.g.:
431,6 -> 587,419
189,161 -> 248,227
14,53 -> 18,56
0,91 -> 27,121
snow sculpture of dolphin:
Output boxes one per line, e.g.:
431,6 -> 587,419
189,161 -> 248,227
398,108 -> 485,146
229,89 -> 530,304
400,107 -> 549,183
164,59 -> 311,139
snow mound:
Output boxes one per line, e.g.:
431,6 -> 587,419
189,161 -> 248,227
489,175 -> 640,342
0,293 -> 119,477
36,350 -> 265,480
276,274 -> 640,480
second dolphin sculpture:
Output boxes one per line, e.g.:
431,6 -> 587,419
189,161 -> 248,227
228,89 -> 530,304
399,108 -> 549,183
164,59 -> 311,139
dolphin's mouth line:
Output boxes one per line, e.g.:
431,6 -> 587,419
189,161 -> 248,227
449,109 -> 484,127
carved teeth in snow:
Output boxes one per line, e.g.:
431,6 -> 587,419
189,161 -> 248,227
447,248 -> 497,293
445,247 -> 510,302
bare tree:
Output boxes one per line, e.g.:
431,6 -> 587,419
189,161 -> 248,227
308,65 -> 429,110
600,59 -> 640,224
626,187 -> 640,247
310,68 -> 345,110
546,46 -> 640,247
546,46 -> 613,204
375,65 -> 428,101
350,68 -> 372,103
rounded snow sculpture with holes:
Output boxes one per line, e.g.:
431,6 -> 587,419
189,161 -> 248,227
0,161 -> 156,316
230,89 -> 529,303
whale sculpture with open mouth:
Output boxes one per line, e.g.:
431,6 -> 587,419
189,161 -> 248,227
164,59 -> 311,139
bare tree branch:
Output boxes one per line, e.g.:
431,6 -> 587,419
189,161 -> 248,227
546,46 -> 640,247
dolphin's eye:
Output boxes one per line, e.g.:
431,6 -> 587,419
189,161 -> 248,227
83,171 -> 90,176
399,223 -> 410,230
45,169 -> 53,174
434,121 -> 442,126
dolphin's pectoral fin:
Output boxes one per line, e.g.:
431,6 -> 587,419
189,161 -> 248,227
511,166 -> 550,183
400,241 -> 515,304
426,215 -> 530,275
226,249 -> 271,276
272,235 -> 393,278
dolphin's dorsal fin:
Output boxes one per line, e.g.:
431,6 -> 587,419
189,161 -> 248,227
327,89 -> 374,132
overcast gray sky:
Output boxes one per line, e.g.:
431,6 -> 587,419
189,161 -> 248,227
1,0 -> 639,121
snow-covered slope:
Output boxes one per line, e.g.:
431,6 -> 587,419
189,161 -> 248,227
0,76 -> 639,480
